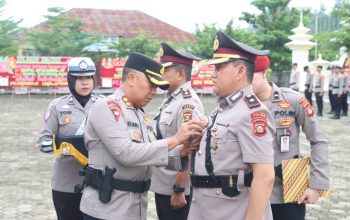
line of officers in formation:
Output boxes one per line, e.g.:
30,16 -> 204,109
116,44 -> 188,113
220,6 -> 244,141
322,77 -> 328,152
289,62 -> 349,119
38,31 -> 329,220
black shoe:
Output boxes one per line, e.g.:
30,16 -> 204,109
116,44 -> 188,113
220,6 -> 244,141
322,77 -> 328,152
330,115 -> 340,119
317,113 -> 323,116
341,112 -> 348,117
327,111 -> 334,114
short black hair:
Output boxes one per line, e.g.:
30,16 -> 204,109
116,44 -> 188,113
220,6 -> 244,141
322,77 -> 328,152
304,66 -> 309,71
234,60 -> 254,83
293,63 -> 298,66
121,67 -> 133,82
317,65 -> 323,69
174,64 -> 192,81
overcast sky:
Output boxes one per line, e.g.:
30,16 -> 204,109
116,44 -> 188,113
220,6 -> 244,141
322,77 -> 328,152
2,0 -> 335,33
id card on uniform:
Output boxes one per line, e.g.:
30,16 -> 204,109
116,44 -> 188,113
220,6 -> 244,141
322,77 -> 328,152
280,135 -> 290,152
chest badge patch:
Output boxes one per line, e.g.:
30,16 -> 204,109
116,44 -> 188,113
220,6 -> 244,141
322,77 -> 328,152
279,101 -> 291,109
279,118 -> 293,126
251,112 -> 267,136
64,117 -> 71,124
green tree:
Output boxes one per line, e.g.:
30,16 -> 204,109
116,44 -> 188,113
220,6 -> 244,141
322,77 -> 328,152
331,0 -> 350,52
240,0 -> 301,72
0,0 -> 21,55
191,20 -> 261,59
26,7 -> 99,56
113,32 -> 161,58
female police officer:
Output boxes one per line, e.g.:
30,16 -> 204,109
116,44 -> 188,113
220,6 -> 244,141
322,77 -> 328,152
37,57 -> 97,220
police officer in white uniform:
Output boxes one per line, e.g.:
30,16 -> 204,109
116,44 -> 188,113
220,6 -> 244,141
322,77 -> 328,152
150,43 -> 204,220
330,65 -> 344,119
314,65 -> 325,116
304,66 -> 313,106
188,31 -> 275,220
289,63 -> 300,91
79,52 -> 205,220
252,55 -> 329,220
38,57 -> 97,220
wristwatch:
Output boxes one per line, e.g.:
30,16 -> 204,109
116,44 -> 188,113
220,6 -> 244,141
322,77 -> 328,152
173,184 -> 185,193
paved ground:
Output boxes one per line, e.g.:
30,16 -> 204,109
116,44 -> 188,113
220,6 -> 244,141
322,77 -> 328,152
0,94 -> 349,220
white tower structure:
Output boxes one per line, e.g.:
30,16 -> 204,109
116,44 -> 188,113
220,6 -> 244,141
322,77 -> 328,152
285,11 -> 316,90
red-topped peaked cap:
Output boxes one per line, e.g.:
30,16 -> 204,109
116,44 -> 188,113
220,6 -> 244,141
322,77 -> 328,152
209,31 -> 269,65
159,42 -> 201,68
254,56 -> 270,72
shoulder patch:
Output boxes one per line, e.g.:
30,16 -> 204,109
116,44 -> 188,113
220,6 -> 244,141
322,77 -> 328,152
273,91 -> 280,101
182,104 -> 195,110
251,112 -> 267,137
244,94 -> 261,108
298,97 -> 314,117
229,91 -> 243,104
182,89 -> 192,98
107,100 -> 122,122
44,109 -> 52,121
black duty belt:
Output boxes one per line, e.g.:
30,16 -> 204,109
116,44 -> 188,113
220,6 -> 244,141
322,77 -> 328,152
191,173 -> 252,197
315,86 -> 321,88
289,83 -> 296,85
333,86 -> 339,89
79,166 -> 150,203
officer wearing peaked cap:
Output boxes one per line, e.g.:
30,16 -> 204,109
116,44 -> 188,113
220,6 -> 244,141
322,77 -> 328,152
79,52 -> 205,220
150,43 -> 204,220
188,31 -> 275,220
252,55 -> 329,220
38,57 -> 98,220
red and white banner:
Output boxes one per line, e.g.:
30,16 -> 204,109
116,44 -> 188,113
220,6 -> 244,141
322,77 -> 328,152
0,56 -> 71,87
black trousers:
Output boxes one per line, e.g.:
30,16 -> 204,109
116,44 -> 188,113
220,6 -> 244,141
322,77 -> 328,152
83,213 -> 103,220
333,94 -> 342,117
52,190 -> 83,220
304,89 -> 313,106
315,92 -> 323,114
328,90 -> 334,111
155,193 -> 191,220
271,203 -> 306,220
341,93 -> 348,114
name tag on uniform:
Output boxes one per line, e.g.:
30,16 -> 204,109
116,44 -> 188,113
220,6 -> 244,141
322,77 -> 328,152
280,135 -> 290,152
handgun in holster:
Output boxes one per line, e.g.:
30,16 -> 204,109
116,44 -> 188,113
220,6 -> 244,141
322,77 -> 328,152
99,167 -> 116,203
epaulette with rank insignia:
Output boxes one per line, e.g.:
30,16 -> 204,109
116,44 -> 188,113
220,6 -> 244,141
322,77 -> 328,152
182,89 -> 192,98
244,94 -> 261,108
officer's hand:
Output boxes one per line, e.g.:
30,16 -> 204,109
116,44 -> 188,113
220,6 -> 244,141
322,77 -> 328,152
298,188 -> 320,204
170,192 -> 187,209
175,119 -> 205,144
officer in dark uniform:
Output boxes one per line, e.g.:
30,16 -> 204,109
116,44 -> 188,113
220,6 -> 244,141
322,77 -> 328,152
150,43 -> 204,220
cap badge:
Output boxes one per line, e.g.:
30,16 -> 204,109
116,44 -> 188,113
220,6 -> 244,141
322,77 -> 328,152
78,60 -> 88,70
159,47 -> 164,57
213,36 -> 219,51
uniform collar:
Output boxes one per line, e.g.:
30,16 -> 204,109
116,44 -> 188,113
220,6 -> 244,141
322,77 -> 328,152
270,82 -> 282,103
112,89 -> 134,109
220,85 -> 254,108
169,81 -> 192,99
